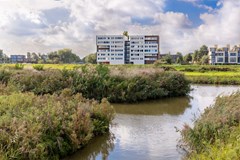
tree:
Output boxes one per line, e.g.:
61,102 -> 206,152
0,50 -> 3,63
176,52 -> 183,64
31,52 -> 39,63
200,55 -> 209,65
83,53 -> 97,64
0,50 -> 3,58
199,45 -> 208,58
192,50 -> 200,63
184,53 -> 192,63
123,31 -> 129,39
162,54 -> 172,64
58,49 -> 80,63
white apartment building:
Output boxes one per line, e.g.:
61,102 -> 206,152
96,35 -> 125,64
96,35 -> 160,64
130,35 -> 159,64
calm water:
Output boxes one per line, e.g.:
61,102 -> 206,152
66,85 -> 239,160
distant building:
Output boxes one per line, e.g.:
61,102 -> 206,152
10,55 -> 26,63
209,44 -> 240,65
96,35 -> 160,64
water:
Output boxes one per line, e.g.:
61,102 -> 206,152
66,85 -> 239,160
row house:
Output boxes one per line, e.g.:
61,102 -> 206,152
209,45 -> 240,64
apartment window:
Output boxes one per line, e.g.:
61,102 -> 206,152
230,57 -> 237,63
115,49 -> 123,52
115,41 -> 123,44
216,53 -> 223,56
230,53 -> 236,56
217,57 -> 224,63
115,37 -> 123,39
97,37 -> 106,40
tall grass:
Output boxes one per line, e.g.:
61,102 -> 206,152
0,89 -> 114,160
3,65 -> 191,103
180,92 -> 240,159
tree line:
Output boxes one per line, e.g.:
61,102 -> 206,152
0,48 -> 97,64
159,45 -> 209,65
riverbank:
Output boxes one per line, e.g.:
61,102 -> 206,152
0,65 -> 190,103
180,91 -> 240,159
0,65 -> 190,159
0,87 -> 115,159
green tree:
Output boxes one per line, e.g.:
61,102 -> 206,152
192,50 -> 200,63
184,53 -> 192,63
0,50 -> 3,63
176,52 -> 183,64
31,52 -> 39,63
200,55 -> 209,65
162,54 -> 172,64
199,45 -> 208,58
83,53 -> 97,64
58,49 -> 80,63
123,31 -> 129,39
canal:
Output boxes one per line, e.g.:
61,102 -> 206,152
66,85 -> 239,160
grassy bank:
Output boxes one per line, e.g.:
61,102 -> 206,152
0,87 -> 114,159
0,64 -> 190,159
0,65 -> 190,103
180,92 -> 240,160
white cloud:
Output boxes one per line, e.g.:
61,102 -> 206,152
0,0 -> 239,57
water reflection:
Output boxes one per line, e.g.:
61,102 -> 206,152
65,132 -> 115,160
113,97 -> 191,115
67,85 -> 239,160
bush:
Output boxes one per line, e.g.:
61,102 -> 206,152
180,92 -> 240,159
7,67 -> 191,103
0,91 -> 114,160
33,64 -> 44,71
0,69 -> 12,84
14,63 -> 24,70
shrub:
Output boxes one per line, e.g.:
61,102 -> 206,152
0,69 -> 12,84
33,64 -> 44,71
14,63 -> 24,70
0,91 -> 114,160
180,92 -> 240,159
8,67 -> 190,103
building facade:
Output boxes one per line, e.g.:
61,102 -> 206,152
209,45 -> 240,65
10,55 -> 26,63
96,35 -> 126,64
96,35 -> 160,64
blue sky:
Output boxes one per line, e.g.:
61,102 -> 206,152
0,0 -> 239,56
165,0 -> 218,27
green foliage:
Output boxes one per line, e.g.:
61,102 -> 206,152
0,91 -> 114,160
33,64 -> 44,71
180,92 -> 240,159
1,66 -> 190,103
14,63 -> 24,70
183,53 -> 192,63
123,31 -> 129,39
48,49 -> 81,64
162,54 -> 172,64
200,55 -> 209,65
176,52 -> 184,64
0,69 -> 12,84
83,53 -> 97,64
